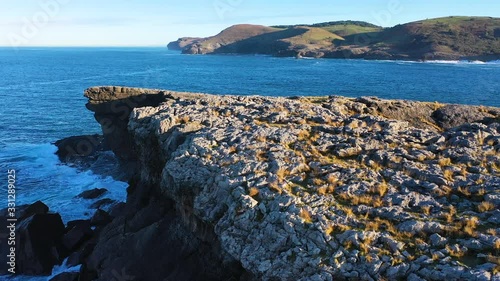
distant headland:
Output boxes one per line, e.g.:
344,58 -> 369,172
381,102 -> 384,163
168,16 -> 500,61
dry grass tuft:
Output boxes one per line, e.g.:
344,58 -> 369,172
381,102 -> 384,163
276,168 -> 289,183
325,225 -> 335,236
255,135 -> 267,142
421,205 -> 432,216
478,201 -> 494,213
297,130 -> 310,141
391,256 -> 404,266
299,208 -> 313,224
493,239 -> 500,251
269,181 -> 282,194
446,244 -> 466,258
177,116 -> 190,124
463,216 -> 480,236
438,158 -> 452,167
487,228 -> 497,236
228,146 -> 238,154
443,169 -> 454,182
249,187 -> 259,197
326,174 -> 338,185
458,186 -> 471,197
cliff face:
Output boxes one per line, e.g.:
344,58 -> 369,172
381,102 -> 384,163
168,17 -> 500,61
167,37 -> 203,51
82,87 -> 500,280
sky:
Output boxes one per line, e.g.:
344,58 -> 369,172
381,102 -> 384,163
0,0 -> 499,47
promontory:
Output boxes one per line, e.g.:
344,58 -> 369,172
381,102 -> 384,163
45,86 -> 500,280
168,17 -> 500,61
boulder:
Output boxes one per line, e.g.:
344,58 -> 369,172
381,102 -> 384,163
17,213 -> 66,275
90,210 -> 112,226
63,220 -> 93,252
89,198 -> 116,209
0,201 -> 49,221
54,134 -> 108,162
66,239 -> 97,268
75,188 -> 108,200
109,202 -> 126,218
432,105 -> 497,130
18,201 -> 49,221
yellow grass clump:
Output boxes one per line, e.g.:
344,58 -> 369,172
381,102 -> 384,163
299,208 -> 313,224
478,201 -> 494,213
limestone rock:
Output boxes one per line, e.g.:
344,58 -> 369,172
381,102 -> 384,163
78,87 -> 500,281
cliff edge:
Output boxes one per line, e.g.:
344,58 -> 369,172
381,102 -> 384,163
79,87 -> 500,280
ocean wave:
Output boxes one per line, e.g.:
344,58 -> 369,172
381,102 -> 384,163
393,59 -> 500,66
0,142 -> 127,222
1,259 -> 81,281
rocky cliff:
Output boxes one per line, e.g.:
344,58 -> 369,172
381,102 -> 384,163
72,86 -> 500,280
168,17 -> 500,61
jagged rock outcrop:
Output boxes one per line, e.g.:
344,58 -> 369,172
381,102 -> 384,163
0,201 -> 115,278
167,37 -> 203,51
84,86 -> 169,161
78,86 -> 500,280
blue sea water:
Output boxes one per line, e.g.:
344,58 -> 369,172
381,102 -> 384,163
0,47 -> 499,280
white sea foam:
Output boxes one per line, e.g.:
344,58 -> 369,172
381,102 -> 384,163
1,258 -> 81,281
0,143 -> 127,223
0,143 -> 127,280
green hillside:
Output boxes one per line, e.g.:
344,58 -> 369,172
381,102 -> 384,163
171,16 -> 500,61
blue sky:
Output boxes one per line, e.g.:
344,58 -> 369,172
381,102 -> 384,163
1,0 -> 499,46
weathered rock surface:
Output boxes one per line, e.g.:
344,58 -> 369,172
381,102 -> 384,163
79,86 -> 500,280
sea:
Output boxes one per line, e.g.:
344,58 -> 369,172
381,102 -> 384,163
0,47 -> 499,280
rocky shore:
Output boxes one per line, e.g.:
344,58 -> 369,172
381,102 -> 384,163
4,86 -> 500,280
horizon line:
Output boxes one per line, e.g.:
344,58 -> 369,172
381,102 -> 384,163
0,45 -> 168,48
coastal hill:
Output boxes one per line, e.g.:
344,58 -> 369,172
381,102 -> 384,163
168,16 -> 500,61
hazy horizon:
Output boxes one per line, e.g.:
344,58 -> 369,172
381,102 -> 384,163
1,0 -> 499,47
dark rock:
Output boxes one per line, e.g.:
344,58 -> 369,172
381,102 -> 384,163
54,134 -> 108,162
17,213 -> 66,275
66,240 -> 97,268
66,252 -> 83,268
83,201 -> 246,281
89,198 -> 116,209
90,210 -> 112,226
18,201 -> 50,221
84,86 -> 168,161
109,202 -> 126,218
0,201 -> 49,222
79,263 -> 98,281
49,272 -> 79,281
63,220 -> 93,252
75,188 -> 108,200
66,220 -> 90,231
432,104 -> 498,130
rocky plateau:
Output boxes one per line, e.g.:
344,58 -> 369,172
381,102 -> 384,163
4,86 -> 500,280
